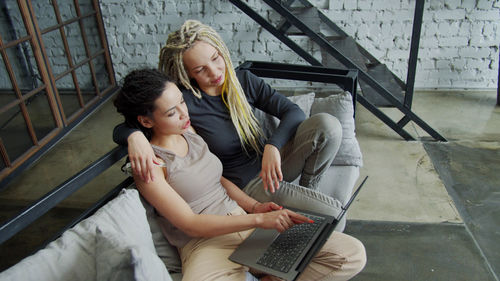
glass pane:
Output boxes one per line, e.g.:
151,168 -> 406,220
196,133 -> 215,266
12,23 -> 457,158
82,15 -> 103,55
79,0 -> 95,15
0,0 -> 28,42
42,29 -> 69,77
0,105 -> 33,162
32,0 -> 58,31
0,55 -> 17,105
75,63 -> 96,104
25,90 -> 57,141
56,74 -> 80,118
57,0 -> 77,22
64,22 -> 86,65
92,55 -> 111,93
6,43 -> 42,94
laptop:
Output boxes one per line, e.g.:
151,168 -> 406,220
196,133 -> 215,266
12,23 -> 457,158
229,176 -> 368,281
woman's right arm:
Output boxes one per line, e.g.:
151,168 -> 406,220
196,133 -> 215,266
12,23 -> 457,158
136,165 -> 311,237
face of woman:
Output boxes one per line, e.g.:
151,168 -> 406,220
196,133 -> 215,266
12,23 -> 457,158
142,82 -> 190,136
183,40 -> 226,96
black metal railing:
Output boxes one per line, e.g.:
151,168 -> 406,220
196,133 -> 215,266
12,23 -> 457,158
0,146 -> 129,245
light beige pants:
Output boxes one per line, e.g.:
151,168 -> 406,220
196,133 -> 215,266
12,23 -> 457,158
178,207 -> 366,281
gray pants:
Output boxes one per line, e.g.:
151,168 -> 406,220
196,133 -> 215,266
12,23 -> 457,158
243,113 -> 343,216
281,112 -> 342,189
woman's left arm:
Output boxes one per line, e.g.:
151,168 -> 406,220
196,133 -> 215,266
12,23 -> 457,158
220,176 -> 281,213
241,70 -> 306,192
243,70 -> 306,150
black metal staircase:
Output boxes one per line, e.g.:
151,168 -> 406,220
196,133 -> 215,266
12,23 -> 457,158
229,0 -> 447,142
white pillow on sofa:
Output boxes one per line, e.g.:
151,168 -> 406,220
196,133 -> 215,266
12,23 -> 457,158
95,227 -> 172,281
0,188 -> 162,281
311,91 -> 363,166
286,92 -> 316,117
87,188 -> 156,253
0,221 -> 97,281
254,92 -> 316,138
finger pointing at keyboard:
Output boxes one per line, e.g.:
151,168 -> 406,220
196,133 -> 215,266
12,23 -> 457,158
257,209 -> 313,232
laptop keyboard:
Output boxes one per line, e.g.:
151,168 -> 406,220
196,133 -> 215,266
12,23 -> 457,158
256,212 -> 326,273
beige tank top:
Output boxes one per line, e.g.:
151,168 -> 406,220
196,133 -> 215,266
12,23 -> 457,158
152,131 -> 238,247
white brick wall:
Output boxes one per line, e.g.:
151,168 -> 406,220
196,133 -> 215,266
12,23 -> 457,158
99,0 -> 499,90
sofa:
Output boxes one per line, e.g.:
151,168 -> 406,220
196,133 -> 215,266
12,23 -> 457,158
0,90 -> 362,281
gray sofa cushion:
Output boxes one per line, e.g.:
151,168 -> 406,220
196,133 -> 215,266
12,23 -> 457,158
139,193 -> 182,273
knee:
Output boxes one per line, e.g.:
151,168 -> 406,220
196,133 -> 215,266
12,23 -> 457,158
348,236 -> 367,276
306,113 -> 342,151
308,113 -> 342,145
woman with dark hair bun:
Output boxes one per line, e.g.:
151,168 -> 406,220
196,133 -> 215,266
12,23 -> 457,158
113,68 -> 365,281
114,69 -> 175,140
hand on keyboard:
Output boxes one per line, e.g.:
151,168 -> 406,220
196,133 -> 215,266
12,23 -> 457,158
257,209 -> 313,233
257,212 -> 326,273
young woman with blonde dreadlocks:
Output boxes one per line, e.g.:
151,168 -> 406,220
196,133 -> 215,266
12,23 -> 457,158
113,20 -> 366,280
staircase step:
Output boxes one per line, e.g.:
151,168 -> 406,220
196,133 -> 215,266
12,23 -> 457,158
281,7 -> 323,35
282,7 -> 343,37
282,5 -> 405,108
320,36 -> 369,72
358,63 -> 406,107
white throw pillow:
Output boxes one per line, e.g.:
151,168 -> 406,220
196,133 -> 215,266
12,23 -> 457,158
0,221 -> 97,281
254,92 -> 315,138
311,91 -> 363,166
0,189 -> 158,281
95,227 -> 172,281
287,92 -> 316,117
87,189 -> 157,253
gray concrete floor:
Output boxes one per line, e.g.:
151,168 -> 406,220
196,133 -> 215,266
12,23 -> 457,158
348,90 -> 499,280
350,90 -> 498,224
0,89 -> 499,279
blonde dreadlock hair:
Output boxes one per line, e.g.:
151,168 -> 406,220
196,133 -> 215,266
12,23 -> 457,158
159,20 -> 264,154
